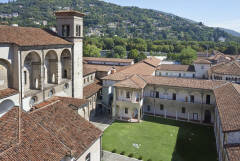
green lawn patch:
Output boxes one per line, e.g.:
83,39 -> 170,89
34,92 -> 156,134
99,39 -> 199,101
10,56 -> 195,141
102,116 -> 217,161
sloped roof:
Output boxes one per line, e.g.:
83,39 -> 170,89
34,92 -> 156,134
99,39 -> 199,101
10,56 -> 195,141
157,64 -> 195,72
143,57 -> 161,67
0,25 -> 71,47
83,65 -> 97,76
194,59 -> 212,64
55,10 -> 85,17
0,88 -> 18,100
30,101 -> 102,159
83,57 -> 133,63
226,144 -> 240,161
0,98 -> 102,160
0,107 -> 69,161
114,74 -> 147,89
209,61 -> 240,76
141,75 -> 225,90
83,79 -> 102,98
214,83 -> 240,132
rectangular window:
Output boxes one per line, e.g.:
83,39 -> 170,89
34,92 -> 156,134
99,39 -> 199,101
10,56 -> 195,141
76,25 -> 81,36
190,95 -> 194,103
125,108 -> 128,114
193,113 -> 198,120
206,95 -> 211,104
85,153 -> 91,161
179,73 -> 181,77
24,71 -> 27,85
126,92 -> 130,98
172,93 -> 176,100
193,74 -> 195,78
182,107 -> 186,114
155,92 -> 159,98
160,104 -> 164,110
62,24 -> 70,37
147,105 -> 151,111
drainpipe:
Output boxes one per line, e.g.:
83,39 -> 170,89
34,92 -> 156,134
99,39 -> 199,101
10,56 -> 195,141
19,49 -> 23,109
41,49 -> 45,101
154,85 -> 156,118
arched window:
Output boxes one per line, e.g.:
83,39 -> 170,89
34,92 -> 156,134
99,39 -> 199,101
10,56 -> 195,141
63,69 -> 67,78
30,96 -> 37,106
48,89 -> 54,97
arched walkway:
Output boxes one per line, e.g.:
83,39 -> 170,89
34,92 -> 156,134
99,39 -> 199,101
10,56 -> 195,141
24,52 -> 41,90
45,51 -> 58,84
61,49 -> 71,79
0,99 -> 15,117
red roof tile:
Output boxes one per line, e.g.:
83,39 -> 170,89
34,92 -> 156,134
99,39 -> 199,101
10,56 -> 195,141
83,79 -> 102,98
0,25 -> 71,47
0,88 -> 18,100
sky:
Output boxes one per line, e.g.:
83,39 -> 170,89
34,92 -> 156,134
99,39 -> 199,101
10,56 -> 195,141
0,0 -> 240,32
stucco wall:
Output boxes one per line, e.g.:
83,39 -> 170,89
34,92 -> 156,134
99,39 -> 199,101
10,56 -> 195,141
156,70 -> 195,78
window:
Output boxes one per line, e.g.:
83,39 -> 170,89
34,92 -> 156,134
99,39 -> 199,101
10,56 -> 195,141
185,96 -> 188,102
166,72 -> 168,76
156,92 -> 159,98
87,77 -> 89,82
85,153 -> 90,161
76,25 -> 81,36
30,96 -> 37,106
179,73 -> 181,77
125,108 -> 128,114
24,71 -> 27,85
193,74 -> 195,78
172,93 -> 176,100
63,69 -> 67,78
193,113 -> 198,120
182,107 -> 186,114
159,72 -> 161,76
126,92 -> 130,98
147,105 -> 151,111
62,25 -> 70,37
190,95 -> 194,103
160,104 -> 164,110
201,65 -> 204,69
91,75 -> 93,80
206,95 -> 211,104
84,79 -> 86,84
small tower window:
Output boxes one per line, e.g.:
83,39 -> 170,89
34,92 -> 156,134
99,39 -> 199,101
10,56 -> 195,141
63,69 -> 67,78
62,25 -> 70,37
76,25 -> 81,36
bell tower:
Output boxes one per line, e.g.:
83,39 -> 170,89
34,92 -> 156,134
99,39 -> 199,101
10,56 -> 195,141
55,10 -> 84,98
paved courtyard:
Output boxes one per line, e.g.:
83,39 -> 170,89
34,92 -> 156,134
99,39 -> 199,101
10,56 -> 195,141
102,150 -> 141,161
90,114 -> 113,131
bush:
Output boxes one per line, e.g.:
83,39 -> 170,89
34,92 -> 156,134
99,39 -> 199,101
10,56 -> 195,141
128,153 -> 134,157
138,156 -> 143,160
120,151 -> 125,155
112,149 -> 116,153
147,159 -> 152,161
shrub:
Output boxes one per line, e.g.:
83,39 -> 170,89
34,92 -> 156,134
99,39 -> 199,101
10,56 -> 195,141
120,151 -> 125,155
138,156 -> 143,160
147,159 -> 152,161
128,153 -> 134,157
112,149 -> 116,153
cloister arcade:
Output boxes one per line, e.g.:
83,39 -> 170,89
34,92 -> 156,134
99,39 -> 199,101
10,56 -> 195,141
0,59 -> 11,90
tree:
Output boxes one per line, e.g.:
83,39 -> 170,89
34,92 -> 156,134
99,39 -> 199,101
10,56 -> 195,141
113,46 -> 126,58
103,38 -> 114,50
128,49 -> 139,62
179,47 -> 197,65
137,52 -> 147,62
224,45 -> 238,55
83,44 -> 101,57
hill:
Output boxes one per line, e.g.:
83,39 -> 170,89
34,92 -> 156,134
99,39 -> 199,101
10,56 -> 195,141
219,28 -> 240,37
0,0 -> 240,42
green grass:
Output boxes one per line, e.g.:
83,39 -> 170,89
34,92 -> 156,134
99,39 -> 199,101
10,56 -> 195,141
102,116 -> 217,161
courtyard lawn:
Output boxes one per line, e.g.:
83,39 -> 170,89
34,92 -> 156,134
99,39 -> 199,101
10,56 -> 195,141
102,116 -> 217,161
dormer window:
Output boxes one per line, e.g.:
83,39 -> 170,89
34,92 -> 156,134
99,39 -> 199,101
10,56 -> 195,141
62,25 -> 70,37
76,25 -> 81,36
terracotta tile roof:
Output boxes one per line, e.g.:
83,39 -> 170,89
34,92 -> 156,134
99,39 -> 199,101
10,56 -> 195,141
30,101 -> 102,159
0,107 -> 19,153
102,72 -> 130,81
83,79 -> 102,98
119,61 -> 156,75
83,57 -> 134,63
114,74 -> 147,89
209,61 -> 240,76
141,75 -> 225,90
157,64 -> 195,72
83,64 -> 97,76
194,59 -> 212,64
0,25 -> 71,47
143,57 -> 161,67
0,108 -> 69,161
0,88 -> 18,100
32,96 -> 88,110
55,10 -> 85,17
214,83 -> 240,132
226,144 -> 240,161
84,64 -> 113,72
